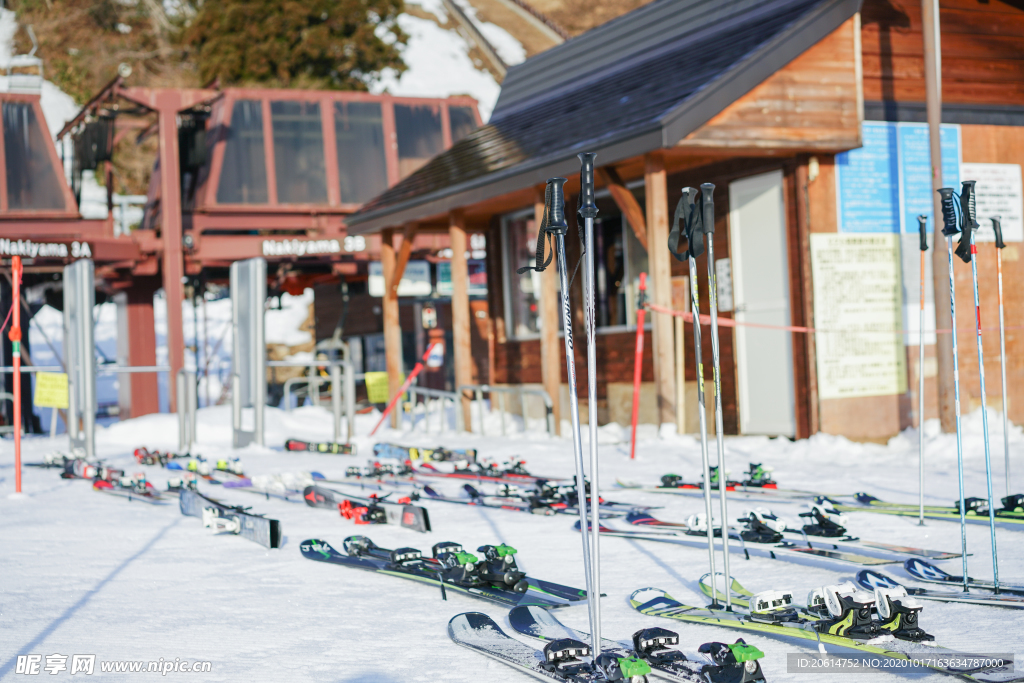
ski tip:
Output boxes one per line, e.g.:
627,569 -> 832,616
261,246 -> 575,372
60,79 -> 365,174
311,471 -> 325,480
856,569 -> 900,591
629,587 -> 671,607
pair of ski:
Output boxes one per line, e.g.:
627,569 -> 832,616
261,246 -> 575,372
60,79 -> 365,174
631,580 -> 1022,682
179,487 -> 282,549
449,607 -> 765,683
92,477 -> 167,505
302,484 -> 431,532
856,568 -> 1024,609
373,442 -> 475,462
423,483 -> 626,519
841,493 -> 1024,521
284,438 -> 356,455
413,459 -> 558,485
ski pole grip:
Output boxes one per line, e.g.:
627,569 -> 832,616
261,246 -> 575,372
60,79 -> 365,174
700,183 -> 716,234
546,177 -> 568,235
938,188 -> 959,237
917,215 -> 928,251
960,180 -> 977,231
577,152 -> 598,219
992,217 -> 1006,249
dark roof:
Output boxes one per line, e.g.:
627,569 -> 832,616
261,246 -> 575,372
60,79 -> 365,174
347,0 -> 862,233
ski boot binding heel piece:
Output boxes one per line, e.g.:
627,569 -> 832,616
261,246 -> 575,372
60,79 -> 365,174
342,535 -> 378,556
432,542 -> 484,587
477,544 -> 528,593
807,582 -> 880,639
661,474 -> 687,489
738,510 -> 785,544
539,639 -> 592,677
748,590 -> 800,623
742,463 -> 776,488
1001,493 -> 1024,513
875,587 -> 934,642
592,651 -> 651,683
698,640 -> 766,683
799,503 -> 847,538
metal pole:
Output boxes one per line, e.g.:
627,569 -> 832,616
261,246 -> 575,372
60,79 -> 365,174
992,217 -> 1010,496
345,362 -> 356,443
938,188 -> 969,592
78,261 -> 96,461
962,182 -> 1000,592
578,152 -> 602,652
177,370 -> 188,453
332,363 -> 342,443
701,184 -> 731,610
917,215 -> 929,526
476,388 -> 485,435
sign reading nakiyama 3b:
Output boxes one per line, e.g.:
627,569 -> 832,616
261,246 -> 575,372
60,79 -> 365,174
261,236 -> 364,258
0,239 -> 92,259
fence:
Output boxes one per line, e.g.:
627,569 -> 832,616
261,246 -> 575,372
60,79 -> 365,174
405,385 -> 464,434
457,384 -> 555,437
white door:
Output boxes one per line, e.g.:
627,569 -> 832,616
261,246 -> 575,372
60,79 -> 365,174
728,170 -> 796,436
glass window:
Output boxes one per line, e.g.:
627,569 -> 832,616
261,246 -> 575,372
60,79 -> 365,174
334,101 -> 388,204
395,104 -> 443,178
2,102 -> 64,210
449,106 -> 477,144
217,100 -> 268,204
271,100 -> 327,204
502,211 -> 543,338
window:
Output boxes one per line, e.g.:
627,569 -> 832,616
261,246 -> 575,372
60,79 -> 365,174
395,104 -> 443,178
589,211 -> 648,329
271,100 -> 327,204
2,102 -> 64,210
449,106 -> 477,143
501,211 -> 543,338
217,100 -> 268,204
334,101 -> 388,204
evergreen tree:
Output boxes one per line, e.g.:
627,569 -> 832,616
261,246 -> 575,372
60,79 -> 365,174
185,0 -> 407,90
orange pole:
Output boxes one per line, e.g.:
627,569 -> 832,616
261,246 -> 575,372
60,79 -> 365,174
370,342 -> 440,436
629,273 -> 647,460
10,256 -> 23,493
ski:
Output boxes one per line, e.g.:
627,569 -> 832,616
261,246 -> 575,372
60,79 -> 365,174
449,612 -> 652,682
374,442 -> 475,462
904,559 -> 1024,595
464,482 -> 652,514
630,588 -> 1021,682
825,499 -> 1024,526
508,605 -> 766,683
92,478 -> 167,505
413,459 -> 560,484
179,487 -> 282,549
615,478 -> 825,501
301,484 -> 431,532
856,570 -> 1024,609
853,493 -> 1024,519
284,439 -> 356,455
300,537 -> 588,609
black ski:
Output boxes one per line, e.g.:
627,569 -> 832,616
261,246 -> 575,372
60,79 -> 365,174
179,487 -> 282,549
301,484 -> 431,532
284,439 -> 356,455
856,570 -> 1024,609
905,559 -> 1024,595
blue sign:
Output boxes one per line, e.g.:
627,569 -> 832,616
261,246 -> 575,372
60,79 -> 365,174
837,122 -> 961,234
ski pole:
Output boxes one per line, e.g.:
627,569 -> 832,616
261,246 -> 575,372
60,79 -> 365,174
369,342 -> 440,436
917,214 -> 928,527
959,180 -> 1000,593
992,216 -> 1010,497
670,187 -> 718,606
629,273 -> 647,461
938,187 -> 969,592
10,255 -> 23,494
578,152 -> 602,653
701,183 -> 732,610
547,177 -> 598,646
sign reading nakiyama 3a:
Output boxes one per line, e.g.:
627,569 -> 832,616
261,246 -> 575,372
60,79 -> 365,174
0,239 -> 92,259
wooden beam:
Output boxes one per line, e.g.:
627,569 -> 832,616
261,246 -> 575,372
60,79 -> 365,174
644,151 -> 676,426
389,223 -> 417,300
449,210 -> 474,431
537,186 -> 562,435
598,166 -> 648,250
381,228 -> 404,428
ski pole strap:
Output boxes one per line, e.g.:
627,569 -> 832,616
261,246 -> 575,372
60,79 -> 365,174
668,187 -> 703,261
937,188 -> 960,237
517,179 -> 566,275
956,180 -> 977,263
917,215 -> 928,251
992,216 -> 1006,249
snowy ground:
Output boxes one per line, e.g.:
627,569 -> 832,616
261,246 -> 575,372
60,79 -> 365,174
2,407 -> 1022,682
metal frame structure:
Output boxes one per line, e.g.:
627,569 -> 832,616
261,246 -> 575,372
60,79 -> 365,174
231,258 -> 267,448
63,259 -> 97,459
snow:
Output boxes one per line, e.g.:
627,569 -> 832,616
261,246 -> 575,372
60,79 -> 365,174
2,404 -> 1022,682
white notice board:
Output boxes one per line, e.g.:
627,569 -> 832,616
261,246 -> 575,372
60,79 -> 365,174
960,163 -> 1024,243
811,234 -> 907,400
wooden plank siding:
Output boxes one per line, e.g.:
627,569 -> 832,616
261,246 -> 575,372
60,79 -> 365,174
861,0 -> 1024,106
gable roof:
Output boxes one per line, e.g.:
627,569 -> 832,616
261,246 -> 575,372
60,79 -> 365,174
347,0 -> 862,233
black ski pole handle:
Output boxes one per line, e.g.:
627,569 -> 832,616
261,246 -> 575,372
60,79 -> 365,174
546,177 -> 568,236
956,180 -> 977,263
917,215 -> 928,252
700,183 -> 715,235
992,216 -> 1006,249
577,152 -> 598,220
937,188 -> 959,237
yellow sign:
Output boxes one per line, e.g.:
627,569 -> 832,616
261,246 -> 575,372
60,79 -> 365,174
33,372 -> 69,409
365,371 -> 397,404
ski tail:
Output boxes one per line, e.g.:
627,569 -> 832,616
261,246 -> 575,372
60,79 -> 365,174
905,558 -> 956,583
856,569 -> 902,592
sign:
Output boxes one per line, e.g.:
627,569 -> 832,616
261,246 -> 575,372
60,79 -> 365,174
436,260 -> 488,296
421,306 -> 438,329
715,258 -> 733,312
368,261 -> 432,297
960,163 -> 1024,243
0,240 -> 91,259
365,371 -> 391,404
33,372 -> 69,408
836,122 -> 960,233
426,342 -> 445,368
811,234 -> 906,400
262,239 -> 341,257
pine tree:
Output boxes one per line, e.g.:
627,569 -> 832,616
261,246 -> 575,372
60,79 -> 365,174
185,0 -> 407,90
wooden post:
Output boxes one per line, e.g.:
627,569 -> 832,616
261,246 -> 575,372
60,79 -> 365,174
381,228 -> 404,429
449,210 -> 474,431
158,94 -> 185,412
645,152 -> 675,426
537,186 -> 562,435
672,275 -> 689,433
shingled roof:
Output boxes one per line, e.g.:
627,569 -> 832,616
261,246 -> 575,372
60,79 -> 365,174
346,0 -> 862,233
